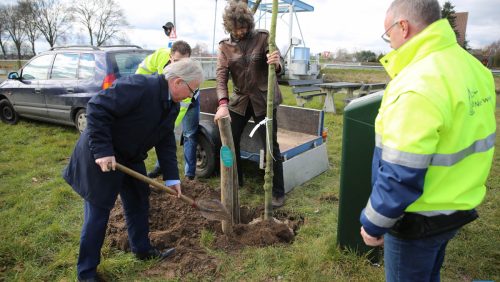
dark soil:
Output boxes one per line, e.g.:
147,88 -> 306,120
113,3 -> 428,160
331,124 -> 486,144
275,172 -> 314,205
106,179 -> 303,280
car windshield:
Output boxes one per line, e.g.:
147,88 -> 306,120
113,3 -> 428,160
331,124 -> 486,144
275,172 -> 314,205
111,52 -> 151,77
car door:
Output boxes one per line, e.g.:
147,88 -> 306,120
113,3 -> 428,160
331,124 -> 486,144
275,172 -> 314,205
76,52 -> 100,102
8,54 -> 54,118
44,52 -> 79,122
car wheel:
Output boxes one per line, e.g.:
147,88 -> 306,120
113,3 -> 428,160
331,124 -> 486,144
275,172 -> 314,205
0,99 -> 19,125
75,109 -> 87,133
196,134 -> 216,178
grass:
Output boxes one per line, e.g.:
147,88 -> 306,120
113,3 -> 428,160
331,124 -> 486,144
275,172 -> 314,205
0,70 -> 499,281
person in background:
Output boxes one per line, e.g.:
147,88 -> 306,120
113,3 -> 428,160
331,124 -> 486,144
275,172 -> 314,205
63,59 -> 204,282
136,38 -> 200,181
213,1 -> 286,208
359,0 -> 496,281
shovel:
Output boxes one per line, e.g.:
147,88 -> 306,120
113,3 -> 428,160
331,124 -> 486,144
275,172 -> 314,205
114,162 -> 230,222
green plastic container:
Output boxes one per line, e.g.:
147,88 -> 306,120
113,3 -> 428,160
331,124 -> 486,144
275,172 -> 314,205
337,92 -> 383,262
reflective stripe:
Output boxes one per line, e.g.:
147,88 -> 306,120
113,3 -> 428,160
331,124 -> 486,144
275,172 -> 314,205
416,210 -> 456,216
180,101 -> 191,108
382,146 -> 432,169
193,90 -> 200,100
138,62 -> 154,74
364,199 -> 401,228
376,132 -> 496,168
375,134 -> 382,147
376,134 -> 432,168
431,132 -> 496,166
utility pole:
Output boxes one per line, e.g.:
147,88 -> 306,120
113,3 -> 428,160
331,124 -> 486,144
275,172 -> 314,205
173,0 -> 176,30
212,0 -> 218,55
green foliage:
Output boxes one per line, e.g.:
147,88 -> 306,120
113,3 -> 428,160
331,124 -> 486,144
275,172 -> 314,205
441,1 -> 460,39
200,229 -> 216,248
355,50 -> 378,63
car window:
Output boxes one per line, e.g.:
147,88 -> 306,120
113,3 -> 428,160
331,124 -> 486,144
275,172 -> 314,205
51,53 -> 79,79
111,52 -> 150,77
79,53 -> 96,80
22,54 -> 54,80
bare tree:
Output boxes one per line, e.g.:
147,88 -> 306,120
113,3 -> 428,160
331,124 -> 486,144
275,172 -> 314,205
192,42 -> 210,57
0,5 -> 9,59
4,4 -> 26,60
18,0 -> 40,55
72,0 -> 128,46
33,0 -> 73,48
72,0 -> 98,45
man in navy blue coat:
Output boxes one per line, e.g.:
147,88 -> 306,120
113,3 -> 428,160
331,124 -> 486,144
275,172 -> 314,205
63,58 -> 204,282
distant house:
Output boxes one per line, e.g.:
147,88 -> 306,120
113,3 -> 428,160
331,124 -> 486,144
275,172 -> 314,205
454,12 -> 468,47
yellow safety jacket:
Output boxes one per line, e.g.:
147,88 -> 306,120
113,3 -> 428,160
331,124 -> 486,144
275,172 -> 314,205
361,19 -> 496,236
136,48 -> 191,127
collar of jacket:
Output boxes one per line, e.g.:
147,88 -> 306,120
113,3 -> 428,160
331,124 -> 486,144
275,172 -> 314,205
380,19 -> 457,79
159,74 -> 172,109
228,29 -> 257,45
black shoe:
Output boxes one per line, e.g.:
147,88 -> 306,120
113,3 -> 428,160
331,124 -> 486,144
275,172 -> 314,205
78,278 -> 98,282
147,166 -> 161,178
185,175 -> 195,181
78,274 -> 104,282
135,247 -> 175,261
272,196 -> 285,208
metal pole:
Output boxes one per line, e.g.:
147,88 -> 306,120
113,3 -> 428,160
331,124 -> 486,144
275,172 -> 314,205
212,0 -> 218,55
287,3 -> 294,67
173,0 -> 176,30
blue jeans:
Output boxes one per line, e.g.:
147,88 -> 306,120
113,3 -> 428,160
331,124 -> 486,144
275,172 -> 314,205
384,228 -> 459,282
182,98 -> 199,177
152,99 -> 199,177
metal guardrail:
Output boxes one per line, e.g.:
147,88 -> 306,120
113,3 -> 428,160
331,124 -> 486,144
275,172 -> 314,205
323,63 -> 384,71
324,63 -> 500,75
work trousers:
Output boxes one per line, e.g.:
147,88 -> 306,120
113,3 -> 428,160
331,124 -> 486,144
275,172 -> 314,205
77,174 -> 152,279
229,104 -> 285,197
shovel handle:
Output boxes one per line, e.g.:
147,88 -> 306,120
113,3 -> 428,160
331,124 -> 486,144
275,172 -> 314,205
114,162 -> 196,207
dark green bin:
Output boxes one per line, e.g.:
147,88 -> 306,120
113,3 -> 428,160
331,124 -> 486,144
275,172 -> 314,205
337,92 -> 383,262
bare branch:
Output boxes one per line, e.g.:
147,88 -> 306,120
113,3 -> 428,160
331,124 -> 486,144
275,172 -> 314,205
18,0 -> 40,55
0,5 -> 9,58
72,0 -> 128,46
4,4 -> 26,59
33,0 -> 73,48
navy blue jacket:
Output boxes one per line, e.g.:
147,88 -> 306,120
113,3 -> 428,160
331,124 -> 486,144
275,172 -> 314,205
63,74 -> 180,209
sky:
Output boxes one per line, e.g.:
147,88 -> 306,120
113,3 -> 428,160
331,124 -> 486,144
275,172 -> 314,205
5,0 -> 499,55
116,0 -> 500,56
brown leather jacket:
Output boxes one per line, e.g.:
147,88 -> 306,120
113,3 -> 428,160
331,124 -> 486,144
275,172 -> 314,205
216,29 -> 283,117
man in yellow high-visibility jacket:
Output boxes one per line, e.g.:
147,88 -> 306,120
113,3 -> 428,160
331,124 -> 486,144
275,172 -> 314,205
359,0 -> 496,281
136,39 -> 200,181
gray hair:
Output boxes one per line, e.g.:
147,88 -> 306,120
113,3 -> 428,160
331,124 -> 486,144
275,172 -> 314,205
163,58 -> 204,84
388,0 -> 441,30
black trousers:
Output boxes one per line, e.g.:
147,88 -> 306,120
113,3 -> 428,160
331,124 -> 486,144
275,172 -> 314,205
229,104 -> 285,197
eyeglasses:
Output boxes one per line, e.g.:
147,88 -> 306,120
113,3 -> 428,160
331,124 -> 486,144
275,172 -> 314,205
183,80 -> 199,98
381,21 -> 399,43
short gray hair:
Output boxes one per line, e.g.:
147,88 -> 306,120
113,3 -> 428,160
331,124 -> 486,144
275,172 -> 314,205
388,0 -> 441,29
163,58 -> 204,84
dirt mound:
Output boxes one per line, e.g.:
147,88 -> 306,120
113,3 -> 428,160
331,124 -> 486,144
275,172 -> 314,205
106,179 -> 302,279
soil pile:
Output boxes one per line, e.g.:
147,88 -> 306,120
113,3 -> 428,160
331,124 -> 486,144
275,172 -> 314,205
106,179 -> 302,279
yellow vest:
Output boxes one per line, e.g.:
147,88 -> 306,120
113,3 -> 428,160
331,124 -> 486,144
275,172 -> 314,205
377,19 -> 496,212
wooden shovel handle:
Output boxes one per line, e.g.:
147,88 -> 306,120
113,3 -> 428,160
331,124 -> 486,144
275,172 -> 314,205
115,162 -> 196,207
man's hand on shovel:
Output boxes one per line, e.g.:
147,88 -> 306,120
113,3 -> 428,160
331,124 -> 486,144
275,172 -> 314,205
166,182 -> 182,198
96,156 -> 116,172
